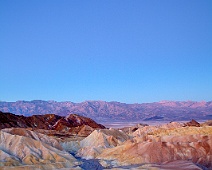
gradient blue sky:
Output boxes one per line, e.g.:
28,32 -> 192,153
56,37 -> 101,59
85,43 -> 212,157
1,0 -> 212,103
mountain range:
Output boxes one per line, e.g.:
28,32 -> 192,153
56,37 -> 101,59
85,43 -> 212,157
0,100 -> 212,122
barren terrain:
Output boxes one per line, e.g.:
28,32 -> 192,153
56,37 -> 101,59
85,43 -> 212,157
0,111 -> 212,169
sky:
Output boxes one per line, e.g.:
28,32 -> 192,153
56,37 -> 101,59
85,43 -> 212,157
0,0 -> 212,103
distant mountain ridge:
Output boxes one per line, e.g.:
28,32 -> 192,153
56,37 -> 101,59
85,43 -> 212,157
0,100 -> 212,121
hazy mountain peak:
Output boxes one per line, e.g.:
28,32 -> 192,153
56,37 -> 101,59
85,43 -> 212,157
1,100 -> 212,121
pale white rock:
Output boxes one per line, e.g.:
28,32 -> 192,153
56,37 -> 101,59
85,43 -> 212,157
61,140 -> 80,153
0,128 -> 80,169
76,128 -> 130,159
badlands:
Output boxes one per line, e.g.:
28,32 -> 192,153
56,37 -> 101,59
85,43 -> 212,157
0,111 -> 212,169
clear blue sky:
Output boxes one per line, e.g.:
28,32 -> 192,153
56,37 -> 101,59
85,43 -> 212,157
1,0 -> 212,103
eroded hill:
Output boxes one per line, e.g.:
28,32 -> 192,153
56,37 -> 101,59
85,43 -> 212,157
0,111 -> 212,169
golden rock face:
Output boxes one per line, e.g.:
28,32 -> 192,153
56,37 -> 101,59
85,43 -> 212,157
98,134 -> 212,166
96,125 -> 212,168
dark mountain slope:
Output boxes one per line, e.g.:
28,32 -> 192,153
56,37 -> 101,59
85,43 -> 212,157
0,111 -> 105,130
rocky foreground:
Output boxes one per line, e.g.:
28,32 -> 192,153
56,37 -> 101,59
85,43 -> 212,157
0,112 -> 212,170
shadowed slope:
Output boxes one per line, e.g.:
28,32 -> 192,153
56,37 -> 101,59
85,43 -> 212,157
0,111 -> 105,133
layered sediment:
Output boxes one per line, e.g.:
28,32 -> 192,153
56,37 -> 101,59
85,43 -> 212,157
0,111 -> 211,169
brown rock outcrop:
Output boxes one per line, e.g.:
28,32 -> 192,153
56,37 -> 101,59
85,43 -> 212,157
0,111 -> 105,134
52,114 -> 105,131
184,119 -> 200,127
0,111 -> 62,130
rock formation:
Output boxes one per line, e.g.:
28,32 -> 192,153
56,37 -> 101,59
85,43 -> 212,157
97,133 -> 212,168
52,114 -> 105,131
73,121 -> 212,169
76,128 -> 130,159
0,128 -> 80,169
0,111 -> 105,137
184,119 -> 200,127
0,111 -> 212,169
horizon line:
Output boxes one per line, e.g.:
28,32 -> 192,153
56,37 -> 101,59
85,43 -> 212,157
0,99 -> 211,104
